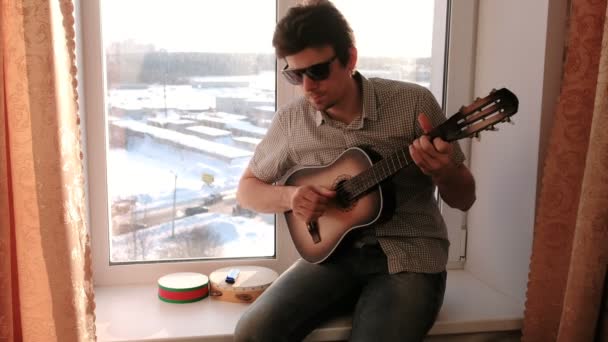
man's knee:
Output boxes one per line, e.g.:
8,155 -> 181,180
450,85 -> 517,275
233,311 -> 258,342
234,307 -> 281,342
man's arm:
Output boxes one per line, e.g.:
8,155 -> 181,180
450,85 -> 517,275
409,113 -> 476,211
236,167 -> 295,213
431,163 -> 476,211
236,167 -> 336,222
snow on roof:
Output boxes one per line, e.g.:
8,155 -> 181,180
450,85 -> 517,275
213,112 -> 248,121
233,136 -> 261,145
108,85 -> 216,111
107,82 -> 274,113
254,105 -> 276,112
191,112 -> 247,124
187,126 -> 231,137
147,118 -> 196,125
197,116 -> 233,125
112,120 -> 253,160
228,120 -> 267,136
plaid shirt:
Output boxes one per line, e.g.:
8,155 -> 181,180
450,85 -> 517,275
249,72 -> 465,274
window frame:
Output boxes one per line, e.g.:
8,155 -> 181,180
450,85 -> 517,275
440,0 -> 478,268
79,0 -> 476,286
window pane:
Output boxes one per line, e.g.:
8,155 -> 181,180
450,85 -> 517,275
332,0 -> 446,200
102,0 -> 276,263
332,0 -> 444,92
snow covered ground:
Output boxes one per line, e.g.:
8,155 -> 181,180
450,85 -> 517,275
106,74 -> 276,263
111,212 -> 274,262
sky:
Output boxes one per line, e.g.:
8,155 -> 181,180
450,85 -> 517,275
102,0 -> 438,58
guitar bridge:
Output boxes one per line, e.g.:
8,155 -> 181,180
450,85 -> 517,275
307,222 -> 321,244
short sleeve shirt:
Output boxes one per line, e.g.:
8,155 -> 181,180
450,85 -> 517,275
248,72 -> 465,274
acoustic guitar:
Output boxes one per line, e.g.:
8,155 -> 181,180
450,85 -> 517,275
279,88 -> 519,264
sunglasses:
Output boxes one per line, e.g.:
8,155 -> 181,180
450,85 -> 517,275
281,55 -> 338,85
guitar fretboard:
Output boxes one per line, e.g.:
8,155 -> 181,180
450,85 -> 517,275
339,148 -> 413,201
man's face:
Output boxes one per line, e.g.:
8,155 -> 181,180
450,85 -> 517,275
283,46 -> 352,111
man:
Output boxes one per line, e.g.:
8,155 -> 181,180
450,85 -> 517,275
234,1 -> 476,341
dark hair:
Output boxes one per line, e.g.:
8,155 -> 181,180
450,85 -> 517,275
272,0 -> 355,66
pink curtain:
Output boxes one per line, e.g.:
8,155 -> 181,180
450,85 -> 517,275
0,1 -> 96,341
522,0 -> 608,341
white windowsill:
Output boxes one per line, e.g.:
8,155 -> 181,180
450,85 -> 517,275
95,270 -> 523,342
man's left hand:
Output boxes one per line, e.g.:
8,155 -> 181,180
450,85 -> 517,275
408,113 -> 456,183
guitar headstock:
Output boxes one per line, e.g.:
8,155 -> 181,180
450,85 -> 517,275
428,88 -> 519,142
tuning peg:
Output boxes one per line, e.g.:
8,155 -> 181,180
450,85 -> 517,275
488,125 -> 499,131
474,132 -> 481,141
505,117 -> 515,125
490,88 -> 497,93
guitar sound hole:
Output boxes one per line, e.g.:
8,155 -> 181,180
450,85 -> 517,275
333,176 -> 355,211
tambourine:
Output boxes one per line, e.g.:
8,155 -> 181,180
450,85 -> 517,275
209,266 -> 278,303
157,272 -> 209,304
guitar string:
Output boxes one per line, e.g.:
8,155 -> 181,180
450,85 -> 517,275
332,153 -> 408,194
331,149 -> 412,203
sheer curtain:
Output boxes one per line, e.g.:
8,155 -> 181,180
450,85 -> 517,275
522,0 -> 608,341
0,1 -> 96,341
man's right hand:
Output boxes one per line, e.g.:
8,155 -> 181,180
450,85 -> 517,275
289,185 -> 336,224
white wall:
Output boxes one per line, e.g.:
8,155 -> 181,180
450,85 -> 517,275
465,0 -> 568,307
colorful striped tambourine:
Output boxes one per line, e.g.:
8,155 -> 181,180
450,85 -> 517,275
157,272 -> 209,304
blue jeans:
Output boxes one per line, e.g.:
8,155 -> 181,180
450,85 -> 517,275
233,242 -> 446,342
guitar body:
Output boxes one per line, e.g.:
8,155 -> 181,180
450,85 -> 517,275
282,147 -> 383,264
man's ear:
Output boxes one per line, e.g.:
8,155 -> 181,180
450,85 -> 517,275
348,47 -> 358,73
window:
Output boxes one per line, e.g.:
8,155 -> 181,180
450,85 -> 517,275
81,0 -> 475,286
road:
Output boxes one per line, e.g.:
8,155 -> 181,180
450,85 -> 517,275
112,191 -> 238,235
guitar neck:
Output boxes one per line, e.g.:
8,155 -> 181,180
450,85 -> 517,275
338,87 -> 520,202
340,123 -> 449,201
342,148 -> 413,200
